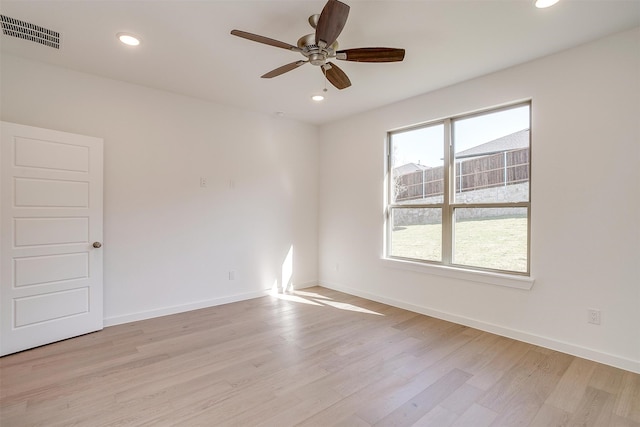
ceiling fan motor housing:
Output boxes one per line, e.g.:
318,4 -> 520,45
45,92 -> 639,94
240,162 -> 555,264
297,33 -> 338,66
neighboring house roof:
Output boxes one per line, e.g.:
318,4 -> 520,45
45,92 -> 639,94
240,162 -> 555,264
393,162 -> 428,177
456,129 -> 529,159
394,129 -> 529,176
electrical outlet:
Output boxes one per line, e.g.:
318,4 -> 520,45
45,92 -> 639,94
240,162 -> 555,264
228,271 -> 235,281
587,309 -> 601,325
335,263 -> 339,272
200,177 -> 207,188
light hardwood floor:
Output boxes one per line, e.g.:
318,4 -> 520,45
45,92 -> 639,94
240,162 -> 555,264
1,287 -> 639,426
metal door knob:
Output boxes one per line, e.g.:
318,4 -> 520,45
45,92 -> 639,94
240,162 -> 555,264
92,242 -> 102,248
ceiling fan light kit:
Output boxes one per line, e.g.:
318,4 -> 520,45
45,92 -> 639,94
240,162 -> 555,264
230,0 -> 405,91
535,0 -> 560,8
117,32 -> 141,46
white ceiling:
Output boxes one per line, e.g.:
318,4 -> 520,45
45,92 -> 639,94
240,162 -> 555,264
1,1 -> 639,125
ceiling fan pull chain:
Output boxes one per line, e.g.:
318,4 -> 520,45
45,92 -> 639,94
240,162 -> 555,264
323,67 -> 328,92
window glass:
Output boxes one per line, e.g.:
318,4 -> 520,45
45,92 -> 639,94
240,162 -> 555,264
390,208 -> 442,262
453,207 -> 528,272
453,105 -> 530,204
390,124 -> 444,205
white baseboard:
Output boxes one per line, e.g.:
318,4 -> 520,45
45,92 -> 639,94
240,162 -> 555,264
319,280 -> 640,374
103,289 -> 270,327
104,281 -> 320,327
293,281 -> 318,290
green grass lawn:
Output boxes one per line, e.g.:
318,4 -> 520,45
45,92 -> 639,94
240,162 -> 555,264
391,217 -> 528,272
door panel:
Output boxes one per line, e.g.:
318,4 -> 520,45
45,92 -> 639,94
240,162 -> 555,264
14,253 -> 89,287
15,137 -> 90,172
15,178 -> 89,207
14,287 -> 89,327
15,217 -> 89,246
1,121 -> 103,356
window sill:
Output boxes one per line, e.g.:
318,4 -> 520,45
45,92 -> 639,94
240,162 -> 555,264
381,258 -> 535,290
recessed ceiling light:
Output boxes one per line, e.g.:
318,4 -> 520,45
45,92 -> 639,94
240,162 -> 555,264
117,32 -> 141,46
311,95 -> 325,102
535,0 -> 560,8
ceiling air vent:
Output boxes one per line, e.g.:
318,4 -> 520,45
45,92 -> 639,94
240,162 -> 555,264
1,15 -> 59,49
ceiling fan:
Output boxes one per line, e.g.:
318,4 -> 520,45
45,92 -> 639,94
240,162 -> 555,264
230,0 -> 405,90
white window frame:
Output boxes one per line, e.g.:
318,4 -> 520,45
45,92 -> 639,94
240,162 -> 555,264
385,102 -> 533,287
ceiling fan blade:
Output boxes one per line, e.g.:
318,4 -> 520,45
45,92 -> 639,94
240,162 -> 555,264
323,62 -> 351,90
261,60 -> 307,78
315,0 -> 350,48
231,30 -> 299,51
336,47 -> 406,63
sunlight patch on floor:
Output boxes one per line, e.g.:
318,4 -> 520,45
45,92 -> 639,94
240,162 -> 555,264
269,289 -> 384,316
269,291 -> 324,306
319,299 -> 384,316
293,290 -> 333,300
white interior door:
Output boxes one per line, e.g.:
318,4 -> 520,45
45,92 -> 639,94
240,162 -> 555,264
0,121 -> 103,356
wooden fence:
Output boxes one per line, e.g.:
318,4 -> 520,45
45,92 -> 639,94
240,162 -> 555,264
395,148 -> 529,201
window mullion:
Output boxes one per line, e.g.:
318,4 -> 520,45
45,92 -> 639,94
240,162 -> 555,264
449,202 -> 530,209
442,118 -> 453,264
386,134 -> 392,258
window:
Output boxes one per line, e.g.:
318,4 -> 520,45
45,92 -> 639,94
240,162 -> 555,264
387,102 -> 531,275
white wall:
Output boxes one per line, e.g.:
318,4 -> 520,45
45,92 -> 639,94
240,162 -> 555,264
318,28 -> 640,373
1,54 -> 319,325
1,28 -> 638,373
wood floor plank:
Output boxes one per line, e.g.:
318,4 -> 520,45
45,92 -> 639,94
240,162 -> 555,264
297,372 -> 409,426
465,337 -> 532,391
529,403 -> 571,427
615,371 -> 640,422
477,349 -> 548,412
439,383 -> 484,415
393,325 -> 479,379
610,415 -> 640,427
373,368 -> 472,426
545,356 -> 597,413
1,286 -> 638,427
589,363 -> 626,393
568,386 -> 616,426
355,360 -> 467,424
256,386 -> 343,426
451,403 -> 498,427
412,404 -> 458,426
482,350 -> 574,426
331,414 -> 372,427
